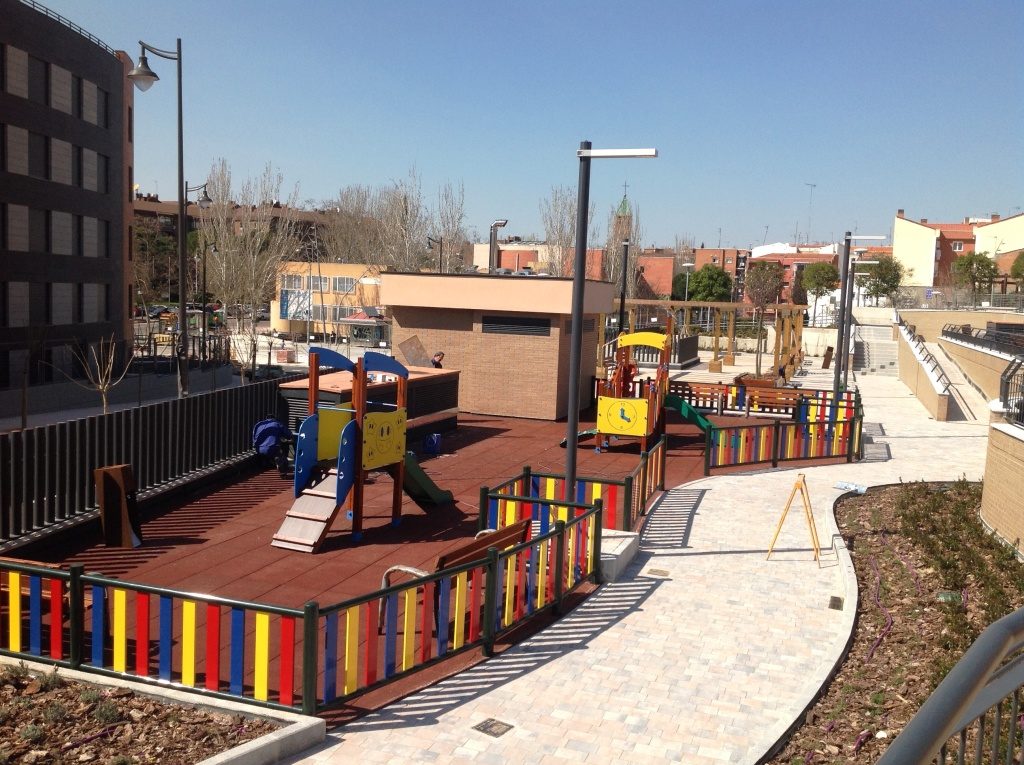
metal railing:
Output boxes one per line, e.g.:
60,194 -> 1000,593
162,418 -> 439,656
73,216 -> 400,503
18,0 -> 119,57
0,375 -> 304,547
878,606 -> 1024,764
1000,357 -> 1024,428
942,324 -> 1024,357
901,324 -> 953,393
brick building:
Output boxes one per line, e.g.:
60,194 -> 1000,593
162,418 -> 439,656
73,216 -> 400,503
383,272 -> 615,420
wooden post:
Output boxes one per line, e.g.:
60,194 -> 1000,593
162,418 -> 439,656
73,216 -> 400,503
709,306 -> 723,373
724,307 -> 736,365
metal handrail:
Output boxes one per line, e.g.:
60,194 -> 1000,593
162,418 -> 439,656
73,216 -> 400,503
17,0 -> 119,57
942,324 -> 1024,356
879,606 -> 1024,764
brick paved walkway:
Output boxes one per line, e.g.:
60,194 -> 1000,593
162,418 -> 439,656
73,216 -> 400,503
286,364 -> 991,764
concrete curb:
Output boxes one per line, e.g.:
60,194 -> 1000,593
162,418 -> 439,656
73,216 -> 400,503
0,655 -> 325,765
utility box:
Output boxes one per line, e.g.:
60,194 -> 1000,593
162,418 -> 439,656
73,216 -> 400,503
94,464 -> 143,548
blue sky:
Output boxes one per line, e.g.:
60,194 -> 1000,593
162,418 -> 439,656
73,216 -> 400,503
42,0 -> 1024,249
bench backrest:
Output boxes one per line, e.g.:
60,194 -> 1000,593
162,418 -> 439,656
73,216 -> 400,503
435,520 -> 531,571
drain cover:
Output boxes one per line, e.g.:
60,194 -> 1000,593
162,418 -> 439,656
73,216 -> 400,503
473,719 -> 513,737
828,596 -> 844,611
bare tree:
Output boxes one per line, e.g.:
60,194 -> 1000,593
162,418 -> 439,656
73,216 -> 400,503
743,261 -> 784,377
375,169 -> 430,272
201,159 -> 301,381
47,334 -> 132,414
433,181 -> 469,273
540,186 -> 583,277
319,185 -> 381,265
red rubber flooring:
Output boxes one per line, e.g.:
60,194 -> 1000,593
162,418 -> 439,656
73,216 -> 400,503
28,411 -> 709,610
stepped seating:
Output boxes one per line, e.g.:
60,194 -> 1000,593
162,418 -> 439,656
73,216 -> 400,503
852,324 -> 899,376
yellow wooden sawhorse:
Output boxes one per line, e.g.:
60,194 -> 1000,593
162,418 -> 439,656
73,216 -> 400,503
766,473 -> 821,563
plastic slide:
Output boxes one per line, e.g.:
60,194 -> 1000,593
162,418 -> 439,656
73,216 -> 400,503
399,452 -> 454,506
665,394 -> 713,432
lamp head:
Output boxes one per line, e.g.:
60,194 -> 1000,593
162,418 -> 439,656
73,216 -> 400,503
491,219 -> 508,229
127,52 -> 159,91
197,187 -> 213,209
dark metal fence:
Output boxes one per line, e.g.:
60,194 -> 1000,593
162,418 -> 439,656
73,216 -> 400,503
0,375 -> 304,547
942,324 -> 1024,356
1000,357 -> 1024,428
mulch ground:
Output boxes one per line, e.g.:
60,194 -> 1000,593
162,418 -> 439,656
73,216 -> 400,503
768,480 -> 1024,764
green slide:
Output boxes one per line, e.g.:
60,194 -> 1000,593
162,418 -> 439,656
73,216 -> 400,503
400,452 -> 455,506
665,394 -> 712,432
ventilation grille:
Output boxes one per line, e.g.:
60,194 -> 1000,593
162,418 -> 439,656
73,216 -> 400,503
482,315 -> 551,336
563,318 -> 596,332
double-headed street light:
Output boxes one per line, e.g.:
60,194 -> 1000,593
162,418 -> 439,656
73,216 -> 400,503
128,37 -> 196,396
680,262 -> 695,301
565,142 -> 657,498
427,236 -> 443,273
832,233 -> 886,408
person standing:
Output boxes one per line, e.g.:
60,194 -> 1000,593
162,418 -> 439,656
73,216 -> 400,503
431,352 -> 445,368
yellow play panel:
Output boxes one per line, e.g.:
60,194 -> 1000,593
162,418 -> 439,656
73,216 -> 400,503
317,406 -> 353,461
362,410 -> 407,470
597,397 -> 650,437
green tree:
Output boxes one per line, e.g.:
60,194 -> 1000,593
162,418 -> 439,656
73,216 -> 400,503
1011,252 -> 1024,287
790,267 -> 807,306
952,251 -> 999,305
862,255 -> 907,306
676,264 -> 731,301
802,261 -> 840,326
743,261 -> 784,376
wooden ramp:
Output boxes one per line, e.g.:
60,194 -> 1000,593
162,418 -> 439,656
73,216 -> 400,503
271,470 -> 346,553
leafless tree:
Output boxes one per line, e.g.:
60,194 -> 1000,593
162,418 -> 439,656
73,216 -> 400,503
47,334 -> 132,414
541,185 -> 597,277
432,181 -> 469,273
201,159 -> 301,381
375,169 -> 430,272
319,185 -> 381,265
744,261 -> 784,376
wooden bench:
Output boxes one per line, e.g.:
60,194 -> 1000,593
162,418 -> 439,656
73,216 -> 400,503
378,519 -> 532,629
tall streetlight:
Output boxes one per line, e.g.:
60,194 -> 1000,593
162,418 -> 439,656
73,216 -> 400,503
617,239 -> 630,334
427,236 -> 443,273
128,38 -> 194,397
488,219 -> 508,271
832,233 -> 885,408
680,262 -> 695,301
565,142 -> 657,498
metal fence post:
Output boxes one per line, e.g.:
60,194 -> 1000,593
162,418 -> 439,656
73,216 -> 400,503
847,417 -> 858,463
772,420 -> 781,468
622,475 -> 634,532
302,601 -> 319,714
478,486 -> 490,532
703,427 -> 713,476
553,520 -> 566,615
658,437 -> 667,491
592,499 -> 604,585
69,564 -> 84,669
482,547 -> 500,657
522,465 -> 533,521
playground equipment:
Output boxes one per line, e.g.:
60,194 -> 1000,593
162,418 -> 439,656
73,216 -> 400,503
272,347 -> 452,552
590,320 -> 673,452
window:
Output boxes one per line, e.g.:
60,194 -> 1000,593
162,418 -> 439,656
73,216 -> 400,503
482,315 -> 551,336
27,56 -> 48,105
331,305 -> 358,321
71,145 -> 82,187
952,241 -> 964,252
29,208 -> 49,253
71,75 -> 82,117
28,132 -> 48,179
307,275 -> 329,292
72,214 -> 83,256
726,257 -> 733,264
332,276 -> 356,293
312,304 -> 328,321
99,219 -> 110,258
281,274 -> 303,290
96,154 -> 108,194
96,88 -> 108,128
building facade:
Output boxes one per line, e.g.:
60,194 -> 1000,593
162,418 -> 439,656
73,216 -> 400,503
271,261 -> 383,344
0,0 -> 133,389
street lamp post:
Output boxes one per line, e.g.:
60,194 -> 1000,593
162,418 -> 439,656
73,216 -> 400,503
564,141 -> 657,499
832,233 -> 886,409
617,239 -> 630,335
488,219 -> 508,271
427,236 -> 443,273
681,262 -> 695,301
128,38 -> 194,396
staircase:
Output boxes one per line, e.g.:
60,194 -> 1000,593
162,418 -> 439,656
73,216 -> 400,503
852,324 -> 899,376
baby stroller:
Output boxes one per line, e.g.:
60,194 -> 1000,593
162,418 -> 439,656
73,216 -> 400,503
252,417 -> 294,476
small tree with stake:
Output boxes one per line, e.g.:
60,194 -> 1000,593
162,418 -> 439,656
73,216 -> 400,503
952,251 -> 999,307
47,335 -> 132,415
744,261 -> 784,377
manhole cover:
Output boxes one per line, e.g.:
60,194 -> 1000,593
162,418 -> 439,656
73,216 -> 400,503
828,596 -> 844,611
473,719 -> 514,738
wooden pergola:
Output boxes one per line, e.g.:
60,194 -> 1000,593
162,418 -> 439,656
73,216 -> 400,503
604,299 -> 808,381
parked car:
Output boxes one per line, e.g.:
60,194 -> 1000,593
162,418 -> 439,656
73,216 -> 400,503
147,304 -> 168,318
255,305 -> 270,321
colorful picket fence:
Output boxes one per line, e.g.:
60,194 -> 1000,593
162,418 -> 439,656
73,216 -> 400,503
667,380 -> 860,421
705,418 -> 861,474
0,561 -> 313,712
317,501 -> 601,706
480,437 -> 667,534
